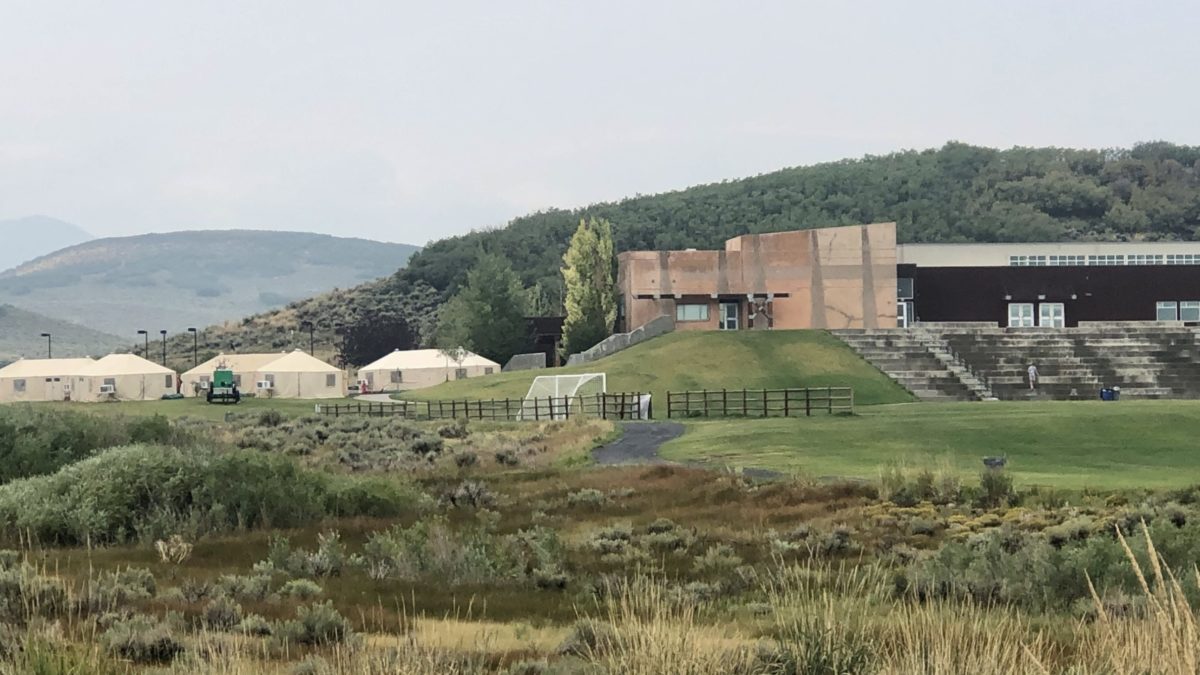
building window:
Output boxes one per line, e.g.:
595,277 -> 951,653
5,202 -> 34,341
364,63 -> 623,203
12,379 -> 25,393
1181,301 -> 1200,322
455,368 -> 468,380
389,370 -> 403,384
1038,303 -> 1065,328
1157,301 -> 1180,321
326,374 -> 337,387
164,375 -> 173,388
1009,255 -> 1046,266
1088,254 -> 1125,266
103,378 -> 116,387
1128,254 -> 1163,265
675,304 -> 710,322
897,278 -> 914,300
1048,255 -> 1086,266
484,367 -> 494,375
1167,254 -> 1200,265
1008,303 -> 1035,327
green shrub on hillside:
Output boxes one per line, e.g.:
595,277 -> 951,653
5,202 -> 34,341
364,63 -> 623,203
0,407 -> 190,484
0,445 -> 425,545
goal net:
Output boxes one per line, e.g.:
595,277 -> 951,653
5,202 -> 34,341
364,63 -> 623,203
518,373 -> 607,420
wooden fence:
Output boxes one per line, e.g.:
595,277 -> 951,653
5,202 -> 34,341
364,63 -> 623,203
317,392 -> 651,422
665,387 -> 853,418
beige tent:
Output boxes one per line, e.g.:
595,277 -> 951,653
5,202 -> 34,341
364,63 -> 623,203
358,348 -> 500,392
180,353 -> 283,398
255,350 -> 345,399
0,358 -> 96,403
76,354 -> 177,402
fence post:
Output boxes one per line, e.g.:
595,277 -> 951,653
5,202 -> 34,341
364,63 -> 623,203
761,389 -> 768,417
703,390 -> 709,418
784,389 -> 790,417
827,386 -> 832,414
602,394 -> 608,420
742,389 -> 747,417
805,388 -> 811,417
722,388 -> 727,416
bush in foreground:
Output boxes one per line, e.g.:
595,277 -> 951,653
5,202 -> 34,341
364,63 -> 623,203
0,445 -> 425,545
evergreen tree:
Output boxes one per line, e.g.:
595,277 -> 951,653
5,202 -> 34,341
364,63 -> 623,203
560,217 -> 616,356
432,253 -> 529,364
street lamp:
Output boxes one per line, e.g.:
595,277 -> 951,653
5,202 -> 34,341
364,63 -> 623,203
39,332 -> 51,359
160,330 -> 167,366
187,328 -> 198,367
300,320 -> 315,355
136,330 -> 148,359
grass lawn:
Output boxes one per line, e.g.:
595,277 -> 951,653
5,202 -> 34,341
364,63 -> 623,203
35,396 -> 332,421
407,330 -> 913,406
660,400 -> 1200,491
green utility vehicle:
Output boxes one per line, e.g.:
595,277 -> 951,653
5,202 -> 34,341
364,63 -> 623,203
206,366 -> 241,404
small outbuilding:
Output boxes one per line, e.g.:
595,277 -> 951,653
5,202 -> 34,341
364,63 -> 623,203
0,357 -> 97,403
77,354 -> 177,402
181,351 -> 345,399
357,348 -> 500,392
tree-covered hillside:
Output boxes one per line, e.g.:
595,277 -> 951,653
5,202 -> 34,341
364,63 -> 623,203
169,141 -> 1200,366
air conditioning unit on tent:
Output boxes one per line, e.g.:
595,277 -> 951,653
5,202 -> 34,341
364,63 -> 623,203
99,384 -> 116,394
198,380 -> 210,390
256,381 -> 274,390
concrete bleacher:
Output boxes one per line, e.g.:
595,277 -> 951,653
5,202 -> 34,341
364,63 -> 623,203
835,323 -> 1200,401
832,329 -> 981,401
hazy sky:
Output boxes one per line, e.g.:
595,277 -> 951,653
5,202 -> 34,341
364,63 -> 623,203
1,1 -> 1197,245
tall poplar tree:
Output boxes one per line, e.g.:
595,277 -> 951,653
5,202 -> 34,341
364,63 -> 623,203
560,217 -> 616,356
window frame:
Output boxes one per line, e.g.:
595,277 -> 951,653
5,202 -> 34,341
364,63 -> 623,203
455,368 -> 468,380
1180,301 -> 1200,322
675,303 -> 710,322
12,379 -> 25,393
389,370 -> 403,384
325,374 -> 337,387
1157,301 -> 1180,321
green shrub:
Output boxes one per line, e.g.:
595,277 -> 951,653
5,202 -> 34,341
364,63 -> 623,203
236,614 -> 274,636
101,614 -> 184,664
0,445 -> 425,545
446,481 -> 496,509
556,619 -> 617,657
0,563 -> 67,622
438,418 -> 470,439
761,612 -> 878,675
692,545 -> 742,575
203,596 -> 243,630
213,572 -> 272,602
494,449 -> 520,466
281,579 -> 323,600
276,601 -> 353,646
977,469 -> 1017,508
86,567 -> 156,609
454,451 -> 479,468
567,489 -> 607,508
257,409 -> 284,428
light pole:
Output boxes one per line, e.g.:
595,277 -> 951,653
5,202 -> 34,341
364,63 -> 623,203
333,322 -> 346,367
300,320 -> 315,355
187,327 -> 198,367
136,330 -> 148,359
160,330 -> 167,366
39,332 -> 51,359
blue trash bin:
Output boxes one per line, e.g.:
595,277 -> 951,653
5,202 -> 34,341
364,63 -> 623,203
1100,388 -> 1113,401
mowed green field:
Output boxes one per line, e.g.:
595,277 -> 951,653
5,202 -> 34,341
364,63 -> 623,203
34,396 -> 328,421
407,330 -> 914,406
660,400 -> 1200,490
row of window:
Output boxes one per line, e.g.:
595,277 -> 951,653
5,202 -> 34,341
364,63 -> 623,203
1010,254 -> 1200,267
676,304 -> 710,322
1157,301 -> 1200,322
10,375 -> 174,393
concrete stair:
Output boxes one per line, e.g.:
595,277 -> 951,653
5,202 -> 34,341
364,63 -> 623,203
926,323 -> 1200,401
832,329 -> 985,401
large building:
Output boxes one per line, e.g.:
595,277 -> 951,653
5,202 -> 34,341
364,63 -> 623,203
898,241 -> 1200,327
615,223 -> 1200,335
617,222 -> 897,332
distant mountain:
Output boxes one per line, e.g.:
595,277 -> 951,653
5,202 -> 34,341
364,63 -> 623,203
0,216 -> 92,273
0,230 -> 419,337
0,304 -> 126,365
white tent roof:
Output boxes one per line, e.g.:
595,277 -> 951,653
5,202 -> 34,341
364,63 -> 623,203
183,353 -> 286,377
259,350 -> 341,373
0,357 -> 96,378
83,353 -> 175,376
360,348 -> 500,371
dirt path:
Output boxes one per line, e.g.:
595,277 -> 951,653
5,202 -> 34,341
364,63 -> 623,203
592,422 -> 685,465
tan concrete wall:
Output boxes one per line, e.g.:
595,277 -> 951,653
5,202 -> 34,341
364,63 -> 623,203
618,222 -> 897,331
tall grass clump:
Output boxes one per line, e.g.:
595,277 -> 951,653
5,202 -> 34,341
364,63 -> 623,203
0,444 -> 426,545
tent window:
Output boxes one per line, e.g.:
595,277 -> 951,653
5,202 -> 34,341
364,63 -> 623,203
325,374 -> 336,387
455,368 -> 468,380
233,375 -> 242,387
164,375 -> 174,388
484,367 -> 494,375
12,379 -> 25,393
103,378 -> 116,387
390,370 -> 402,384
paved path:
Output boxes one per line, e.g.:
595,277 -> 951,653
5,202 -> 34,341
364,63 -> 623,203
592,422 -> 685,465
357,393 -> 397,403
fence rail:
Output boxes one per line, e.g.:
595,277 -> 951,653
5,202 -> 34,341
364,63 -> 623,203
317,392 -> 651,422
666,387 -> 853,418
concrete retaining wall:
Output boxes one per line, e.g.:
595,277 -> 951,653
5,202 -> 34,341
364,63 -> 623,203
502,353 -> 547,372
566,315 -> 675,366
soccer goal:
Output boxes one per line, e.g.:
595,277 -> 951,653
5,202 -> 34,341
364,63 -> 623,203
518,373 -> 607,420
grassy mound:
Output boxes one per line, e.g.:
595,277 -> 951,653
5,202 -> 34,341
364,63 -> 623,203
408,330 -> 913,406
